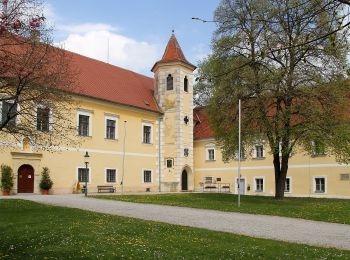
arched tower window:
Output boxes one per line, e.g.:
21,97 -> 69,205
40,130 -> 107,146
184,76 -> 188,92
167,74 -> 173,90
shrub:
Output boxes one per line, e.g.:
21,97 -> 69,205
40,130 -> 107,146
1,165 -> 14,192
39,167 -> 53,190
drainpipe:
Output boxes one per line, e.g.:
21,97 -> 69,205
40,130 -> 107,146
121,120 -> 127,194
158,116 -> 162,192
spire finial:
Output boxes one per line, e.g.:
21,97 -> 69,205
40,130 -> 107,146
172,29 -> 175,34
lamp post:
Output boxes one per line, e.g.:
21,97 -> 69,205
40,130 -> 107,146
84,151 -> 90,197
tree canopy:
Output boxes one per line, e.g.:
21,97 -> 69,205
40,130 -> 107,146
195,0 -> 350,199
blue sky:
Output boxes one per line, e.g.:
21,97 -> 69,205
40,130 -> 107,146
45,0 -> 220,76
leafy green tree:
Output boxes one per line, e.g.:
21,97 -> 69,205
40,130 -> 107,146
195,0 -> 350,199
1,164 -> 14,192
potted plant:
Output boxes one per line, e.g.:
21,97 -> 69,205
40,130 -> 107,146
1,165 -> 14,196
39,167 -> 53,195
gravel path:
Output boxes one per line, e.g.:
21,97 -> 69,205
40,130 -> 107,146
3,194 -> 350,250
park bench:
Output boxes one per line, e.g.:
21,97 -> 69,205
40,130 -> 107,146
97,185 -> 116,193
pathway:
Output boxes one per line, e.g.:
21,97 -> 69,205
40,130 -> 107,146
3,194 -> 350,250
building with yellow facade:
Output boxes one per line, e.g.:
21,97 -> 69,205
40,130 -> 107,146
1,34 -> 349,197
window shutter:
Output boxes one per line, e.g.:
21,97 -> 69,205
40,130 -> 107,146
252,146 -> 257,158
262,145 -> 266,158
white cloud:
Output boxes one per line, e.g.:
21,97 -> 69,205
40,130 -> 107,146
58,23 -> 119,35
57,25 -> 159,75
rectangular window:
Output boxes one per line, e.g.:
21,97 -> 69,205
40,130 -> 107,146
142,124 -> 152,144
37,107 -> 50,132
255,145 -> 264,158
313,140 -> 326,156
285,177 -> 291,192
315,177 -> 325,193
78,168 -> 89,183
106,169 -> 116,183
255,178 -> 264,192
143,170 -> 152,183
340,174 -> 350,181
208,148 -> 215,161
204,176 -> 213,184
1,101 -> 17,127
166,158 -> 173,168
78,114 -> 90,136
106,119 -> 116,139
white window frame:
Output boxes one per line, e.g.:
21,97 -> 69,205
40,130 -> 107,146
105,115 -> 118,140
313,176 -> 327,194
76,167 -> 91,184
77,110 -> 92,137
284,176 -> 292,193
205,143 -> 216,161
1,99 -> 19,127
253,144 -> 265,159
142,169 -> 153,183
204,176 -> 214,184
206,147 -> 216,161
166,158 -> 174,168
141,122 -> 153,144
36,104 -> 53,132
105,168 -> 118,184
254,176 -> 265,192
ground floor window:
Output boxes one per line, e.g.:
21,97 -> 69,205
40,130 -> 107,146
106,169 -> 117,183
285,177 -> 291,193
255,178 -> 264,192
78,168 -> 90,183
143,170 -> 152,183
314,177 -> 326,193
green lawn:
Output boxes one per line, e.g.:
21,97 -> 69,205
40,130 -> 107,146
93,193 -> 350,225
0,200 -> 349,259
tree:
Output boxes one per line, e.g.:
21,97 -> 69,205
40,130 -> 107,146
1,164 -> 14,193
0,0 -> 79,149
39,167 -> 53,191
195,0 -> 350,199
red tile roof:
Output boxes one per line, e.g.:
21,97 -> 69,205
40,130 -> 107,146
68,51 -> 160,113
151,34 -> 196,72
193,107 -> 215,140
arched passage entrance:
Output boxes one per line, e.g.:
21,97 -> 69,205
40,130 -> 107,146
18,164 -> 34,193
181,170 -> 188,191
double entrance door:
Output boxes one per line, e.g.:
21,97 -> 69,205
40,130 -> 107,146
18,165 -> 34,193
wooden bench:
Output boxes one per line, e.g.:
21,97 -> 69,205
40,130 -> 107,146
97,185 -> 116,193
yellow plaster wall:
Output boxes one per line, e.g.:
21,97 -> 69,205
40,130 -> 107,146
194,139 -> 350,198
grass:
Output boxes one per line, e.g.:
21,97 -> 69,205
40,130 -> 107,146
93,193 -> 350,225
0,199 -> 349,259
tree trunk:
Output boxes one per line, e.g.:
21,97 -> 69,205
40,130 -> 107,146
273,153 -> 289,199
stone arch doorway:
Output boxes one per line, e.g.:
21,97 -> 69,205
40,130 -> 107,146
181,170 -> 188,191
18,164 -> 34,193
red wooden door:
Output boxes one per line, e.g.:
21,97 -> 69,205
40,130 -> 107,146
18,165 -> 34,193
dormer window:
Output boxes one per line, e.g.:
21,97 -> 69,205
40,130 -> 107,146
167,74 -> 173,90
184,76 -> 188,92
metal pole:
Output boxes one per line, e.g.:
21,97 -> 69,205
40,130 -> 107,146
121,120 -> 127,194
85,162 -> 88,197
237,99 -> 241,207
